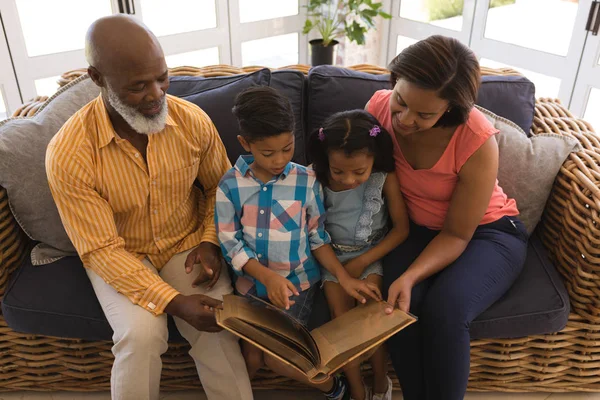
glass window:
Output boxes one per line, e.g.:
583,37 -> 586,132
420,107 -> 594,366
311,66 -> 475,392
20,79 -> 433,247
399,0 -> 463,31
396,35 -> 418,57
239,0 -> 298,23
242,33 -> 298,68
480,58 -> 561,99
483,0 -> 579,57
583,87 -> 600,133
0,89 -> 7,121
15,0 -> 112,57
140,0 -> 216,37
34,76 -> 61,97
166,48 -> 220,68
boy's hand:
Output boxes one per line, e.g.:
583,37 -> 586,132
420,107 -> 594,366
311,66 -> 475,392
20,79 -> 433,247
264,271 -> 299,310
338,273 -> 382,304
185,242 -> 223,290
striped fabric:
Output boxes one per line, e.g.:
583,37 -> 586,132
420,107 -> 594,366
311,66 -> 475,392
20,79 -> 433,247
215,155 -> 329,297
46,94 -> 231,315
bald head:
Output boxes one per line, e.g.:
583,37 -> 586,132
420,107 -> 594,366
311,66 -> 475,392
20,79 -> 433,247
85,15 -> 163,75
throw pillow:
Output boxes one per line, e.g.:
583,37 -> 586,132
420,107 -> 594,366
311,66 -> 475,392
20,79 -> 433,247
0,75 -> 100,265
477,106 -> 581,234
167,69 -> 271,164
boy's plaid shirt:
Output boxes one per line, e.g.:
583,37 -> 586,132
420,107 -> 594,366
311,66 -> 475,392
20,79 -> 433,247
215,155 -> 330,297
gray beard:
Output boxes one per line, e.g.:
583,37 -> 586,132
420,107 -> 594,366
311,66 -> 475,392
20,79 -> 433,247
105,87 -> 168,135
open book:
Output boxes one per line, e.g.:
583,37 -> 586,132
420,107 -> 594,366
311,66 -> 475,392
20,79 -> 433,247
216,294 -> 417,383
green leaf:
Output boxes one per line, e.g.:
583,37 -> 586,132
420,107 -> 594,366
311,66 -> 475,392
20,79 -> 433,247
345,20 -> 366,44
302,19 -> 314,35
379,11 -> 392,19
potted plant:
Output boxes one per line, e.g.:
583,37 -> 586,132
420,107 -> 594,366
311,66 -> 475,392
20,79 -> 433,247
303,0 -> 391,66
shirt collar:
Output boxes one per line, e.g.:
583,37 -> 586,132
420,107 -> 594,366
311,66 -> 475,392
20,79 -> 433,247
96,95 -> 178,148
235,155 -> 293,180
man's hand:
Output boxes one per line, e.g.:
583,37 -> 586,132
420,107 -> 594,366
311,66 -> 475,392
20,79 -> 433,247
338,272 -> 382,304
263,271 -> 299,310
165,294 -> 223,332
185,242 -> 223,290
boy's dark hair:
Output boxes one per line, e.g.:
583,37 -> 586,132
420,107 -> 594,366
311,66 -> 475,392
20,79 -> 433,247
308,110 -> 395,187
387,35 -> 480,127
232,86 -> 294,142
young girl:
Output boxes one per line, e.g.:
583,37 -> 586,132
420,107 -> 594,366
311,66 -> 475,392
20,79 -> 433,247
308,110 -> 410,400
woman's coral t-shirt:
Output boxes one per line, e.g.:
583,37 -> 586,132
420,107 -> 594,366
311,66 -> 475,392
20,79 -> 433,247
368,89 -> 519,230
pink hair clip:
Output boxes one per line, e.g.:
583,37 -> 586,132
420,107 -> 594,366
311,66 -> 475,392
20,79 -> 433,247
318,127 -> 325,141
369,125 -> 381,137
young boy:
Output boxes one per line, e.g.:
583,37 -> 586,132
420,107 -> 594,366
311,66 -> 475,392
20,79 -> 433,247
215,86 -> 382,400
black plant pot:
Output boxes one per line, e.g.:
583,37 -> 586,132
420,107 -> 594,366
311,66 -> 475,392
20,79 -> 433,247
310,39 -> 339,66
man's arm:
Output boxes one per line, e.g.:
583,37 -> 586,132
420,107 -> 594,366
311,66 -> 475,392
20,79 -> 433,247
194,112 -> 232,247
46,143 -> 179,316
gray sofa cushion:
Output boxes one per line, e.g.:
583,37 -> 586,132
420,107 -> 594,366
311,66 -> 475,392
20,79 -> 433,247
308,229 -> 569,338
0,76 -> 100,265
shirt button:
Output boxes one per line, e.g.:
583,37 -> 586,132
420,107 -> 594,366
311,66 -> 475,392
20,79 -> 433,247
258,233 -> 263,238
154,209 -> 158,214
262,187 -> 267,192
135,153 -> 140,158
152,180 -> 157,185
148,302 -> 157,310
156,236 -> 161,241
257,254 -> 262,258
260,210 -> 265,215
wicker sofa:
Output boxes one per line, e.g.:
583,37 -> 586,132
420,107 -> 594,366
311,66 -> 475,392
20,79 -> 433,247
0,64 -> 599,394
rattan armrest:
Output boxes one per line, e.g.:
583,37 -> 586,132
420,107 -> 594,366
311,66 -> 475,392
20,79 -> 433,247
0,187 -> 29,300
534,98 -> 600,323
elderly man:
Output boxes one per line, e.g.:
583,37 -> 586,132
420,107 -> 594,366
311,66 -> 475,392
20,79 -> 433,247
46,15 -> 253,400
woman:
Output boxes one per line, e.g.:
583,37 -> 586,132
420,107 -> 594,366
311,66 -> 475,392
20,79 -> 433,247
368,35 -> 528,399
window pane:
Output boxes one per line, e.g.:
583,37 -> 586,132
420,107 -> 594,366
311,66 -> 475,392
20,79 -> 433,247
480,58 -> 561,99
140,0 -> 216,37
166,48 -> 220,68
242,33 -> 298,68
15,0 -> 112,57
400,0 -> 463,31
35,76 -> 61,97
239,0 -> 298,23
0,89 -> 7,120
583,87 -> 600,133
484,0 -> 579,57
396,35 -> 418,56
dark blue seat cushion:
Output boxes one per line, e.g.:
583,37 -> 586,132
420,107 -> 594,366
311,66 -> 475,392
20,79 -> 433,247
1,252 -> 184,342
308,229 -> 569,338
306,66 -> 536,154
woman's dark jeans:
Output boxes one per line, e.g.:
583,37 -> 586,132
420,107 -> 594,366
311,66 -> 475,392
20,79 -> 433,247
383,216 -> 528,400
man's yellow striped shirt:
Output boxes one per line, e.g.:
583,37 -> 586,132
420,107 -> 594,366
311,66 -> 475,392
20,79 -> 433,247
46,94 -> 231,315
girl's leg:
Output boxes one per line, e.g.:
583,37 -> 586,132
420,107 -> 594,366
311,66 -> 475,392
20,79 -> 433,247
323,281 -> 366,400
364,274 -> 390,396
420,218 -> 527,400
241,340 -> 264,379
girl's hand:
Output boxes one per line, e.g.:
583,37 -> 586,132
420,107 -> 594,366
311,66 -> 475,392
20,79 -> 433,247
338,273 -> 382,304
264,272 -> 299,310
344,258 -> 367,279
385,274 -> 414,314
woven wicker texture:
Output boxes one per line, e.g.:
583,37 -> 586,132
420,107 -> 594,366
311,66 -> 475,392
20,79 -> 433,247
1,64 -> 599,392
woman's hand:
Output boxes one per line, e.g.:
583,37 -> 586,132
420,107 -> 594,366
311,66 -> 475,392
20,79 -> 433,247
385,274 -> 415,314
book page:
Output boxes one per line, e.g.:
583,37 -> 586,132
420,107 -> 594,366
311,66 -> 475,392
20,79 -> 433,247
310,301 -> 416,375
217,294 -> 320,365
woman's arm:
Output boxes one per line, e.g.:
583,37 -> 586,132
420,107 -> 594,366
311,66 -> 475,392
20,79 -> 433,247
386,136 -> 499,311
345,172 -> 410,278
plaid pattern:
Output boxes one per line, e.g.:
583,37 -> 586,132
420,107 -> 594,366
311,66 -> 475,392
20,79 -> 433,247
215,155 -> 330,297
